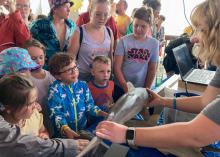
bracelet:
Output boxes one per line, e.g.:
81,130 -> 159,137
173,97 -> 177,109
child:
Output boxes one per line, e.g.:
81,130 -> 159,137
114,7 -> 159,118
24,39 -> 55,109
155,15 -> 165,56
24,39 -> 55,137
114,7 -> 159,100
89,56 -> 114,113
48,53 -> 108,139
0,74 -> 49,139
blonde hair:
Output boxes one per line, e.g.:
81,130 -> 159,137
190,0 -> 220,67
92,56 -> 111,68
23,38 -> 45,54
90,0 -> 110,12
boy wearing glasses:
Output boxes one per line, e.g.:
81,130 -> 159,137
48,53 -> 108,139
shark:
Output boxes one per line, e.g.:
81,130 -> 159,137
77,82 -> 150,157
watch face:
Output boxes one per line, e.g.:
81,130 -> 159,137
126,129 -> 134,140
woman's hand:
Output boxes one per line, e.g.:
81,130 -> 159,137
96,121 -> 128,144
146,88 -> 165,107
75,139 -> 89,155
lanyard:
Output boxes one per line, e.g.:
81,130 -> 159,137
68,85 -> 78,132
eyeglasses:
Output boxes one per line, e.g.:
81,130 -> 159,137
16,4 -> 30,10
59,66 -> 78,75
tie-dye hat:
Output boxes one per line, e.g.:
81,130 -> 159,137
48,0 -> 74,9
0,47 -> 39,77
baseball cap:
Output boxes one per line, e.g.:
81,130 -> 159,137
48,0 -> 74,9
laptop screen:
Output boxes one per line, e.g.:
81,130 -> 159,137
173,44 -> 194,78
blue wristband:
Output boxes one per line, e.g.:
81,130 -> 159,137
173,97 -> 177,109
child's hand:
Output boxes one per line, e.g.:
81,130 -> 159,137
39,132 -> 49,139
105,99 -> 114,110
64,127 -> 80,139
107,103 -> 114,110
98,111 -> 108,118
35,102 -> 42,112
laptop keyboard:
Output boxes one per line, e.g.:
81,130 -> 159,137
185,69 -> 215,84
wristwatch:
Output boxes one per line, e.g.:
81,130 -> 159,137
126,127 -> 136,146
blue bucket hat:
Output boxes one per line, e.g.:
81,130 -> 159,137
0,47 -> 39,77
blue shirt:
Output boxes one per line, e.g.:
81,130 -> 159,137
30,16 -> 76,69
48,80 -> 101,137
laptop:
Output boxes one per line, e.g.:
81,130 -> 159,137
173,44 -> 215,85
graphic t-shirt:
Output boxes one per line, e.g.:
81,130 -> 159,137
115,34 -> 159,87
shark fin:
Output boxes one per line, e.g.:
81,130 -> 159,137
127,82 -> 135,93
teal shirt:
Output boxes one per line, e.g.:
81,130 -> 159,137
126,21 -> 133,35
30,16 -> 76,69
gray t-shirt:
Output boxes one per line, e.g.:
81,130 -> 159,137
30,70 -> 55,137
115,34 -> 159,87
30,70 -> 55,106
208,68 -> 220,88
0,115 -> 77,157
202,68 -> 220,125
76,25 -> 111,81
202,96 -> 220,126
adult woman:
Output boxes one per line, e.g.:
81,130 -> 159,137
68,0 -> 114,82
96,0 -> 220,156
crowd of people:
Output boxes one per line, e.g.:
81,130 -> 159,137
0,0 -> 219,156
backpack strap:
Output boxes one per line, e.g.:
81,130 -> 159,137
106,26 -> 111,38
77,26 -> 110,60
76,26 -> 83,60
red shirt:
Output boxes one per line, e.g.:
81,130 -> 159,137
76,11 -> 119,40
88,80 -> 114,106
0,11 -> 31,52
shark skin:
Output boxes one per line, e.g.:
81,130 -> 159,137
77,83 -> 149,157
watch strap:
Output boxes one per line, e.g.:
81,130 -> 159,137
126,127 -> 136,146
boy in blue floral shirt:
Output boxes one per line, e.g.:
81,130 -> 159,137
48,53 -> 107,138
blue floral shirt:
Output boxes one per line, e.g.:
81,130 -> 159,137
48,80 -> 101,137
30,16 -> 76,69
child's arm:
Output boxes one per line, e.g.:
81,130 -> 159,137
61,125 -> 80,139
97,110 -> 108,118
37,112 -> 49,139
114,40 -> 128,93
48,84 -> 72,136
145,61 -> 157,88
145,40 -> 160,88
39,125 -> 49,139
